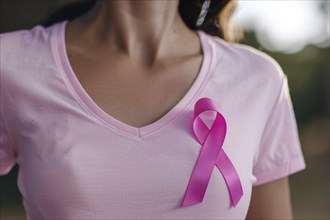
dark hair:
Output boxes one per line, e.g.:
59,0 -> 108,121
42,0 -> 243,42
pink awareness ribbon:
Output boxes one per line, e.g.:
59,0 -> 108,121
181,97 -> 243,207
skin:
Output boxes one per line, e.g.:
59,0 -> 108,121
246,177 -> 294,219
65,0 -> 295,219
65,0 -> 204,128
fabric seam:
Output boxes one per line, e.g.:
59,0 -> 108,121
253,156 -> 306,186
253,74 -> 287,167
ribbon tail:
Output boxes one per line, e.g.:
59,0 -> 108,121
216,150 -> 243,207
182,117 -> 225,207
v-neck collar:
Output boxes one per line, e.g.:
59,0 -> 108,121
52,19 -> 216,139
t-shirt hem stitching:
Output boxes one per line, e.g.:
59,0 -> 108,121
252,156 -> 306,186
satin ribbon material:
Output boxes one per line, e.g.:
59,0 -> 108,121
181,97 -> 243,207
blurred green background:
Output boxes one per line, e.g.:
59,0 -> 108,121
0,0 -> 329,219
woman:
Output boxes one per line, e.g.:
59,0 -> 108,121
0,0 -> 306,219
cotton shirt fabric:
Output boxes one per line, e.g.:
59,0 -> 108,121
0,20 -> 306,219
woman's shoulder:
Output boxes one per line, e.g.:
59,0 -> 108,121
0,28 -> 30,64
1,24 -> 49,45
0,22 -> 60,63
0,21 -> 63,90
207,34 -> 286,84
0,22 -> 62,76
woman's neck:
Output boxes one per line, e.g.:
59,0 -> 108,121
69,0 -> 197,67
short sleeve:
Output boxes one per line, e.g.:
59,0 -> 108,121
253,75 -> 306,186
0,33 -> 18,175
0,113 -> 17,176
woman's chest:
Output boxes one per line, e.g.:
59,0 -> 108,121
12,98 -> 258,219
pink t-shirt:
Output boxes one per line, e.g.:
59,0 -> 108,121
0,20 -> 306,219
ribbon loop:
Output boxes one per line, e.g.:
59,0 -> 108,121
181,97 -> 243,208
